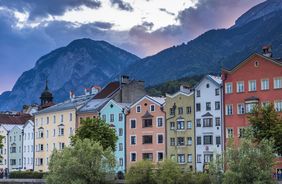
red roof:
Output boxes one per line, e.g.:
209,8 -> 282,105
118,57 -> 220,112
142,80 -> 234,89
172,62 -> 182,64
94,81 -> 120,99
0,113 -> 32,125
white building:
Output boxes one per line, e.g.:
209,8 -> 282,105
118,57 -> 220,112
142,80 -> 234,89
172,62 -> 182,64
194,75 -> 223,172
23,120 -> 34,171
0,125 -> 9,171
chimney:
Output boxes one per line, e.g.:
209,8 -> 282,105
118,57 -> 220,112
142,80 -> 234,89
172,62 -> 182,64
180,85 -> 191,93
70,91 -> 75,100
262,45 -> 272,57
120,75 -> 130,84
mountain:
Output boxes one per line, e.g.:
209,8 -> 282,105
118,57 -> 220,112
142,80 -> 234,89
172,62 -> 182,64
0,38 -> 139,111
125,0 -> 282,86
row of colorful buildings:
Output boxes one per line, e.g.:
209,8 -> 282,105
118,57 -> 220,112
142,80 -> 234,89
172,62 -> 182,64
0,47 -> 281,178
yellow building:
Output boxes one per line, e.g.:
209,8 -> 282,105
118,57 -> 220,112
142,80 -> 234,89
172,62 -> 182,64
34,95 -> 93,172
164,86 -> 195,171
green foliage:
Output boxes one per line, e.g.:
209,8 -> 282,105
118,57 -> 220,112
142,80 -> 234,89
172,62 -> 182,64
125,160 -> 156,184
208,154 -> 224,184
146,75 -> 203,96
248,104 -> 282,155
71,118 -> 118,151
46,139 -> 116,184
180,172 -> 211,184
9,171 -> 45,179
155,159 -> 182,184
223,138 -> 275,184
0,135 -> 4,159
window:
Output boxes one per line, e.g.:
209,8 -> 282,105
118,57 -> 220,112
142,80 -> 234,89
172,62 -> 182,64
38,129 -> 44,138
206,102 -> 211,111
237,103 -> 245,114
170,122 -> 175,130
130,136 -> 136,145
206,83 -> 210,88
177,137 -> 185,146
197,136 -> 201,145
39,144 -> 44,151
143,119 -> 152,128
157,134 -> 163,144
46,117 -> 49,124
215,88 -> 220,96
119,143 -> 123,151
197,154 -> 202,163
203,135 -> 213,145
53,115 -> 56,124
187,154 -> 192,163
187,121 -> 192,129
225,82 -> 232,94
102,115 -> 106,121
130,119 -> 136,128
119,158 -> 123,166
58,127 -> 64,136
170,108 -> 175,115
237,81 -> 244,93
246,103 -> 256,113
261,79 -> 269,90
248,80 -> 256,91
196,119 -> 201,127
69,113 -> 73,121
19,135 -> 21,141
196,90 -> 201,97
187,137 -> 192,146
70,127 -> 73,136
227,128 -> 233,138
143,153 -> 153,161
60,114 -> 64,122
131,152 -> 136,162
226,104 -> 233,115
274,77 -> 282,89
10,159 -> 16,166
11,145 -> 16,153
204,154 -> 213,163
177,154 -> 185,164
46,130 -> 49,138
177,121 -> 185,130
216,136 -> 221,145
59,142 -> 65,150
170,138 -> 175,146
143,135 -> 153,144
178,107 -> 183,115
38,158 -> 43,166
136,105 -> 141,113
110,114 -> 114,122
157,117 -> 163,127
150,105 -> 155,112
262,101 -> 270,107
196,103 -> 201,112
186,106 -> 192,114
158,152 -> 164,161
215,117 -> 220,126
118,128 -> 123,136
53,129 -> 56,137
203,118 -> 213,127
118,113 -> 123,121
215,101 -> 220,110
274,101 -> 282,112
238,128 -> 245,138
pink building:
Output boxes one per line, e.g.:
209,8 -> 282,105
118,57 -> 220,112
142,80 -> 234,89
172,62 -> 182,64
126,95 -> 166,169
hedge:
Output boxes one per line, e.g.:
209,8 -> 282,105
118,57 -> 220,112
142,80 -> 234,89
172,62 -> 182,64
9,171 -> 46,179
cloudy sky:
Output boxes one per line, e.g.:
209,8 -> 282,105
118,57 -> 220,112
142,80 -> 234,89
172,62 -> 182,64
0,0 -> 265,94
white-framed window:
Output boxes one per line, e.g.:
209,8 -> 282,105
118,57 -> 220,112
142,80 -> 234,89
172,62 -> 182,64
59,142 -> 65,150
69,113 -> 73,121
197,154 -> 202,163
157,117 -> 164,127
58,126 -> 64,136
274,77 -> 282,89
274,101 -> 282,112
187,121 -> 192,129
170,138 -> 175,146
136,105 -> 141,113
177,154 -> 185,164
196,90 -> 201,97
261,79 -> 269,90
177,121 -> 185,130
46,117 -> 49,124
248,80 -> 256,91
119,143 -> 123,151
215,88 -> 220,96
118,113 -> 123,121
110,114 -> 114,122
53,115 -> 56,124
204,154 -> 213,163
187,137 -> 192,146
157,134 -> 164,144
215,117 -> 220,126
215,101 -> 220,110
187,154 -> 192,163
238,127 -> 245,138
225,104 -> 233,115
119,158 -> 123,166
225,82 -> 232,94
130,135 -> 136,145
60,114 -> 64,123
237,103 -> 245,114
130,119 -> 136,129
237,81 -> 244,93
246,103 -> 256,113
150,104 -> 155,112
170,122 -> 175,130
130,152 -> 137,162
227,128 -> 233,138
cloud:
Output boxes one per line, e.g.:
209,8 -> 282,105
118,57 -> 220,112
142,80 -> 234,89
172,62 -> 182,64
110,0 -> 134,11
0,0 -> 101,20
159,8 -> 175,16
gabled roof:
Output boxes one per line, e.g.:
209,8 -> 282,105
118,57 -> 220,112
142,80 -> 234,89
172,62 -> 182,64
100,99 -> 131,112
130,95 -> 166,108
1,124 -> 23,132
0,113 -> 32,125
194,74 -> 222,90
23,120 -> 34,128
222,53 -> 282,73
202,112 -> 213,117
94,81 -> 120,99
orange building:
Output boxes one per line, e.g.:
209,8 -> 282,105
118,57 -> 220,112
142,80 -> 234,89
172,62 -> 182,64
126,95 -> 166,169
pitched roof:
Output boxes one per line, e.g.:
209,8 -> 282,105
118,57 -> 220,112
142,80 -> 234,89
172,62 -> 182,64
1,124 -> 24,132
94,81 -> 120,99
78,98 -> 110,113
0,113 -> 32,125
202,112 -> 213,117
194,74 -> 221,89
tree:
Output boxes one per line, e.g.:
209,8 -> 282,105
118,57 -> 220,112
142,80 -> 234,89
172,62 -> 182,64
125,160 -> 156,184
0,135 -> 4,159
208,154 -> 224,184
223,138 -> 275,184
155,159 -> 182,184
248,104 -> 282,155
71,118 -> 118,151
46,139 -> 115,184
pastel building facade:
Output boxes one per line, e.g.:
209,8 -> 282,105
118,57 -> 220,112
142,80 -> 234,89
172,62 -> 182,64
126,96 -> 166,169
222,49 -> 282,175
8,125 -> 23,171
194,75 -> 223,172
23,120 -> 34,171
165,86 -> 195,171
0,125 -> 9,171
100,100 -> 129,173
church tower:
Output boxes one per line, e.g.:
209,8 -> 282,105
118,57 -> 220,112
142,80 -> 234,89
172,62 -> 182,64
40,80 -> 54,109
